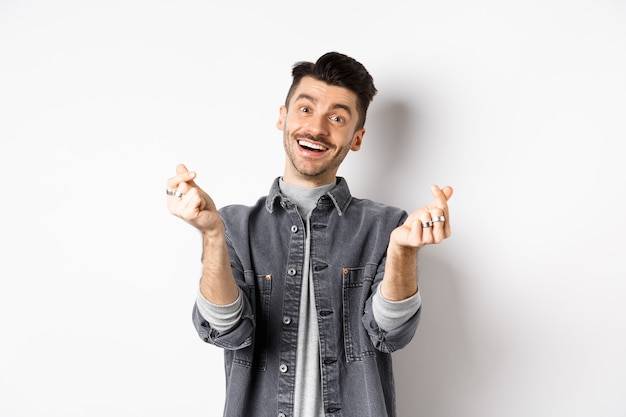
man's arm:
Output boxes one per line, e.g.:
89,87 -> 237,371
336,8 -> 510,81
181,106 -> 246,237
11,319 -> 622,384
379,184 -> 453,301
166,163 -> 239,305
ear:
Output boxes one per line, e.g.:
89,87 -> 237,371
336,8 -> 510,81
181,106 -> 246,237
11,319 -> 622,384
276,106 -> 287,130
350,128 -> 365,151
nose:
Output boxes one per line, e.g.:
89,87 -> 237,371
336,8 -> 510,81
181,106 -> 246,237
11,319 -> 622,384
306,114 -> 330,137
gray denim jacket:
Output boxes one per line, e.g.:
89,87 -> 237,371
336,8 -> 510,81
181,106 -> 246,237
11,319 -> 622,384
192,177 -> 421,417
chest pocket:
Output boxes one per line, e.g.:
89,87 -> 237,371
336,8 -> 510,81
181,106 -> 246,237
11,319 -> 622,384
342,264 -> 377,362
233,270 -> 271,371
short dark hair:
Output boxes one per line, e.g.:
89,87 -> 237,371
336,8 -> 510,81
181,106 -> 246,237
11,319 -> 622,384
285,51 -> 377,131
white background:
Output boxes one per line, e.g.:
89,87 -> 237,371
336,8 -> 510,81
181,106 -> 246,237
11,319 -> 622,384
1,1 -> 625,416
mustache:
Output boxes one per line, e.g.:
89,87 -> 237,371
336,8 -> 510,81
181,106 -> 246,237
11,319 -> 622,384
295,133 -> 331,147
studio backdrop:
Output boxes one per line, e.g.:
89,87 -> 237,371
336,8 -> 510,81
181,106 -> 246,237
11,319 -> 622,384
1,1 -> 625,416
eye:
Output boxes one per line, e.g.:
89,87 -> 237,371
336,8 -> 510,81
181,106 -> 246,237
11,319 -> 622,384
330,115 -> 345,123
299,106 -> 310,113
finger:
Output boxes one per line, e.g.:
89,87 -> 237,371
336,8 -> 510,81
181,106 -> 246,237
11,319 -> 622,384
419,211 -> 434,244
429,185 -> 450,208
432,205 -> 451,238
439,186 -> 453,236
169,187 -> 197,218
428,185 -> 452,228
429,207 -> 446,243
176,163 -> 191,176
166,164 -> 198,193
179,187 -> 203,216
176,163 -> 198,185
402,219 -> 422,247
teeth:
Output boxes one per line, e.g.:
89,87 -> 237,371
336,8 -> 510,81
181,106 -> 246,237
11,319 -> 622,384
298,140 -> 326,151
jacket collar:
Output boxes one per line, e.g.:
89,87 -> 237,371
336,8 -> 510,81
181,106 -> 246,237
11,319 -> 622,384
265,177 -> 352,216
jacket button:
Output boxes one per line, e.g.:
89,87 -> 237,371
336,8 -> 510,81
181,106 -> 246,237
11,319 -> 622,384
287,268 -> 296,276
290,225 -> 298,233
283,316 -> 291,325
279,364 -> 288,373
278,413 -> 286,417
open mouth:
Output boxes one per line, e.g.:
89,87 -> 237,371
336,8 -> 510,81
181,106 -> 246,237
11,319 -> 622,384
298,139 -> 328,152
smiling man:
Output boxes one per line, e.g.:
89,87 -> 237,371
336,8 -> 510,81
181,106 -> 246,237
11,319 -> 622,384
166,52 -> 453,417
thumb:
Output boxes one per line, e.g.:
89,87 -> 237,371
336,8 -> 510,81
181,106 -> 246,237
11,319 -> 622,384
177,163 -> 197,179
175,163 -> 198,185
176,163 -> 189,175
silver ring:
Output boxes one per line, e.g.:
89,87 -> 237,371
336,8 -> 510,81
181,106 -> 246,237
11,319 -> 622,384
174,190 -> 184,198
422,221 -> 433,228
431,215 -> 446,223
166,189 -> 175,196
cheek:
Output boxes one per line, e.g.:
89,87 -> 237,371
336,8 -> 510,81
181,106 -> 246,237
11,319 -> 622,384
282,115 -> 302,133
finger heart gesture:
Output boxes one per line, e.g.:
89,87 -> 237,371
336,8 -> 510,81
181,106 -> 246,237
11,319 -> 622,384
392,184 -> 453,248
165,164 -> 221,233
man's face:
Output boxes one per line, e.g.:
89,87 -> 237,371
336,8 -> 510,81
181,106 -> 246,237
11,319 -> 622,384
277,76 -> 365,187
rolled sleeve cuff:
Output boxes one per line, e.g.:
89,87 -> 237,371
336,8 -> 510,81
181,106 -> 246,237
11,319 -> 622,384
195,288 -> 244,333
372,289 -> 422,332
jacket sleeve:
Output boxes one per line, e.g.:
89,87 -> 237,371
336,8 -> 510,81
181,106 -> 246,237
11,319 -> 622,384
371,289 -> 421,332
191,235 -> 257,350
362,266 -> 421,353
192,294 -> 255,350
361,213 -> 421,353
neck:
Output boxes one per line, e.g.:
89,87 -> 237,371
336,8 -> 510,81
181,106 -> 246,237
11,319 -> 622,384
282,163 -> 338,188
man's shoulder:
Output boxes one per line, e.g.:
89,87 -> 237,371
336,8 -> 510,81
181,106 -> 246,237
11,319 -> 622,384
344,197 -> 408,229
349,196 -> 406,216
219,195 -> 269,217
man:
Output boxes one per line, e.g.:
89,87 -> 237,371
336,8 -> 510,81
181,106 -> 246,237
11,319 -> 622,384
166,51 -> 453,417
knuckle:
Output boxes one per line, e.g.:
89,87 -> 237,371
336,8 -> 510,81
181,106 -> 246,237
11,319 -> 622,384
430,208 -> 443,216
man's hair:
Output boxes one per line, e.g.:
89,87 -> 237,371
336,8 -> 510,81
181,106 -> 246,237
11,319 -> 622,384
285,51 -> 377,131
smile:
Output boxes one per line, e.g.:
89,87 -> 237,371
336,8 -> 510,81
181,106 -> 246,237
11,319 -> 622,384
298,139 -> 328,152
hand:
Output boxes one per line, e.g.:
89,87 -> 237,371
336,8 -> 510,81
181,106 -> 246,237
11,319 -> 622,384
390,185 -> 453,249
166,164 -> 223,234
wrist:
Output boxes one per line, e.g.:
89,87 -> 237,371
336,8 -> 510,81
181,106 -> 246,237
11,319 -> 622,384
200,219 -> 226,241
387,240 -> 419,260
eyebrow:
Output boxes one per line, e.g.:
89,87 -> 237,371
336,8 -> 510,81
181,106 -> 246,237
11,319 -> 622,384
295,93 -> 353,116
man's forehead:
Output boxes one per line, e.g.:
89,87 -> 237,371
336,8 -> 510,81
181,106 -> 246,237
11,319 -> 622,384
292,77 -> 358,109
